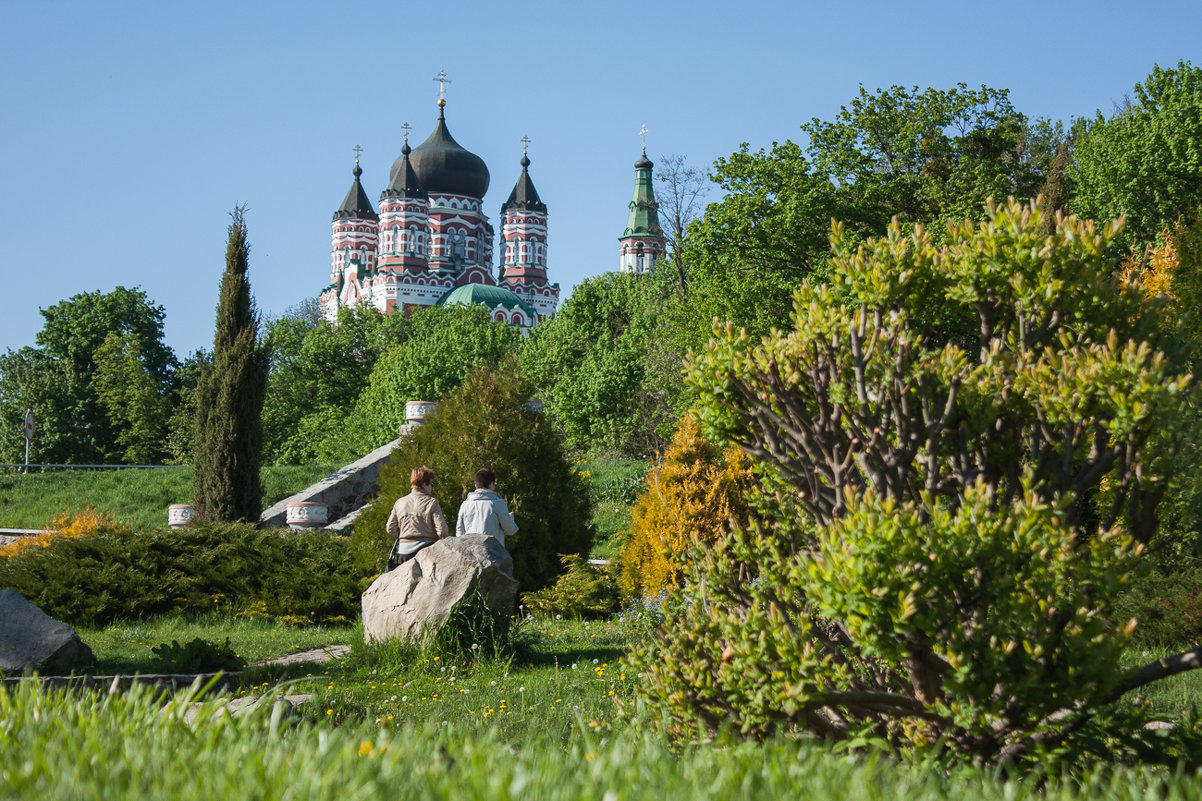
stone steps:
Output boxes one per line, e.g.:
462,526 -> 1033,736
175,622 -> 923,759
259,427 -> 419,531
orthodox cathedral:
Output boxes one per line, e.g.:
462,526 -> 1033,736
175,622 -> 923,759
319,78 -> 664,328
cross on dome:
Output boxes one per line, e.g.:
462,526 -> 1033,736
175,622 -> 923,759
639,124 -> 649,153
352,144 -> 363,164
433,70 -> 452,107
401,122 -> 412,144
521,135 -> 531,155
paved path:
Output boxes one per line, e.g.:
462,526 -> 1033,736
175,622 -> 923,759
254,644 -> 350,667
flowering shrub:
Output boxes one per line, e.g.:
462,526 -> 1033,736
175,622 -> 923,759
0,506 -> 129,557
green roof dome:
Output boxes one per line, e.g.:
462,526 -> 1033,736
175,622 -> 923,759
437,283 -> 536,320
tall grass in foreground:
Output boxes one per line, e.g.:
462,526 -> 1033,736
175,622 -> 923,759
3,680 -> 1202,801
0,465 -> 337,530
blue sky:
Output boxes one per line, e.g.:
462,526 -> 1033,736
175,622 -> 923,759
1,0 -> 1199,358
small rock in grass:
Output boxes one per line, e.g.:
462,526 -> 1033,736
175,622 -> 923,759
0,589 -> 96,675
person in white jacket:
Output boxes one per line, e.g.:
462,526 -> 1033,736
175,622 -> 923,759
455,467 -> 518,545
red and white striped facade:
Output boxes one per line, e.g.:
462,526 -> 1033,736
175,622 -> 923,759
319,107 -> 558,327
498,203 -> 558,322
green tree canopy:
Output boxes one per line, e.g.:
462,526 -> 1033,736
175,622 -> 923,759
803,83 -> 1044,232
678,82 -> 1058,349
93,331 -> 171,464
36,286 -> 176,393
332,304 -> 520,461
262,302 -> 407,464
521,269 -> 684,455
0,286 -> 177,464
1072,60 -> 1202,249
0,348 -> 73,464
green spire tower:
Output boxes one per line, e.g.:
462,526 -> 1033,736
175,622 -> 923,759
619,125 -> 665,275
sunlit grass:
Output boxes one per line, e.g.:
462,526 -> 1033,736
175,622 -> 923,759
0,465 -> 337,531
78,613 -> 351,674
3,677 -> 1199,801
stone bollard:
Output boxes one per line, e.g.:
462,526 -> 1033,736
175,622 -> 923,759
405,400 -> 438,426
168,504 -> 196,529
286,502 -> 328,531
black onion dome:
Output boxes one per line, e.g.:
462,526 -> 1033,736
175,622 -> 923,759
635,151 -> 653,170
406,109 -> 490,199
383,143 -> 428,200
502,154 -> 547,214
333,164 -> 379,221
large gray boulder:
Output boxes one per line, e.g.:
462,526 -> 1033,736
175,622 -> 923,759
361,534 -> 518,643
0,589 -> 96,675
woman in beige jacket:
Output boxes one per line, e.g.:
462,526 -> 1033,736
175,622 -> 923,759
386,466 -> 450,568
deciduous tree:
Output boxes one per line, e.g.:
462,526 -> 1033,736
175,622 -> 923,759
1072,60 -> 1202,249
655,154 -> 709,294
0,287 -> 177,465
93,331 -> 171,464
336,305 -> 520,461
522,269 -> 682,455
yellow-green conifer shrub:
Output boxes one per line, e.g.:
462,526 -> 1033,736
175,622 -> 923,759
618,414 -> 752,598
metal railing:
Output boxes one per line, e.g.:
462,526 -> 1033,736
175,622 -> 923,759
0,463 -> 189,470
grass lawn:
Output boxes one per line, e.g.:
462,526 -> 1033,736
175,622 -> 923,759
1124,645 -> 1202,715
0,464 -> 337,531
80,613 -> 633,741
580,454 -> 649,560
7,612 -> 1202,800
77,614 -> 353,674
284,615 -> 634,741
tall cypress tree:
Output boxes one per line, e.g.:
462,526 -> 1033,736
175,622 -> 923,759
192,206 -> 268,522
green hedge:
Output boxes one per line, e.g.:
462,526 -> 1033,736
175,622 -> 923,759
1115,567 -> 1202,646
0,523 -> 359,626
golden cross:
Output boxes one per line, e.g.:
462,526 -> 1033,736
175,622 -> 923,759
352,144 -> 363,164
433,70 -> 452,106
401,122 -> 412,144
521,135 -> 531,155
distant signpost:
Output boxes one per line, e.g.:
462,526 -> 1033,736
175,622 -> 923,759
23,409 -> 33,473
